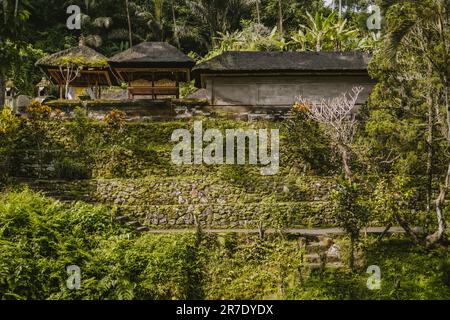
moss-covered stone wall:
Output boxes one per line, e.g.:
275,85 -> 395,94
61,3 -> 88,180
7,115 -> 343,229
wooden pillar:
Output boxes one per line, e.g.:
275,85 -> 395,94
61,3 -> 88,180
175,72 -> 179,99
152,72 -> 156,100
186,69 -> 191,82
128,79 -> 131,100
95,79 -> 99,99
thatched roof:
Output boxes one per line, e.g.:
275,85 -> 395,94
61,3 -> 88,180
193,51 -> 371,74
35,45 -> 119,87
35,45 -> 109,68
108,42 -> 195,68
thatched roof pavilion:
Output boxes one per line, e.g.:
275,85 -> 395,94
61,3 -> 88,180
109,42 -> 195,99
36,45 -> 119,98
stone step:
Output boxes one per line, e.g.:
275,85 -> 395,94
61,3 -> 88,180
127,221 -> 140,227
37,192 -> 91,201
304,253 -> 322,264
307,262 -> 344,270
325,253 -> 341,263
305,242 -> 327,254
325,262 -> 344,269
316,236 -> 334,247
304,248 -> 341,264
307,263 -> 325,270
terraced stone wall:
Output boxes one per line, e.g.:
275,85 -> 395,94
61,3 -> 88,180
7,115 -> 343,229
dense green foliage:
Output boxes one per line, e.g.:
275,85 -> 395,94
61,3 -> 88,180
0,108 -> 336,180
0,189 -> 207,300
1,0 -> 449,300
0,0 -> 378,96
365,0 -> 449,245
0,189 -> 449,300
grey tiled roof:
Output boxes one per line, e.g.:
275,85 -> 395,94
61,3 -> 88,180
193,51 -> 371,73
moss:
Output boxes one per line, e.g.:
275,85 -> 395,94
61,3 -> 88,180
5,117 -> 339,229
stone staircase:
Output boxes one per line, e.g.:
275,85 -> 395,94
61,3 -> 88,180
301,235 -> 343,270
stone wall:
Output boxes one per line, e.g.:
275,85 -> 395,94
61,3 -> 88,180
202,75 -> 376,108
42,98 -> 296,121
8,118 -> 342,229
21,176 -> 337,228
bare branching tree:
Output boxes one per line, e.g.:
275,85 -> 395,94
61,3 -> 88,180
59,64 -> 81,99
297,86 -> 364,181
56,56 -> 86,99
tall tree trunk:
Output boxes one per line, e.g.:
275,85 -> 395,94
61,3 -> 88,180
172,1 -> 180,48
158,0 -> 164,41
428,162 -> 449,245
255,0 -> 261,24
428,75 -> 449,245
14,0 -> 19,18
338,144 -> 353,183
3,0 -> 8,24
349,234 -> 355,271
0,74 -> 5,108
426,92 -> 434,216
277,0 -> 283,35
125,0 -> 133,47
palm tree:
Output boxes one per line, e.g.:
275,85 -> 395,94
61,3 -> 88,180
132,0 -> 169,42
67,0 -> 114,48
187,0 -> 251,45
381,0 -> 449,245
338,0 -> 342,19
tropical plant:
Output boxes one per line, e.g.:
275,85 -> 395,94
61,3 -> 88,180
372,0 -> 449,245
331,180 -> 368,270
0,0 -> 31,106
186,0 -> 252,45
0,106 -> 21,181
370,175 -> 423,243
291,11 -> 362,52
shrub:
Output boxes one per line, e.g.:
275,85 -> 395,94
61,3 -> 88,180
104,109 -> 126,131
26,101 -> 52,120
54,157 -> 91,180
331,180 -> 369,270
0,106 -> 21,182
0,189 -> 130,299
0,189 -> 207,300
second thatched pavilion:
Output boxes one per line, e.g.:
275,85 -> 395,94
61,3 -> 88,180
109,42 -> 195,100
